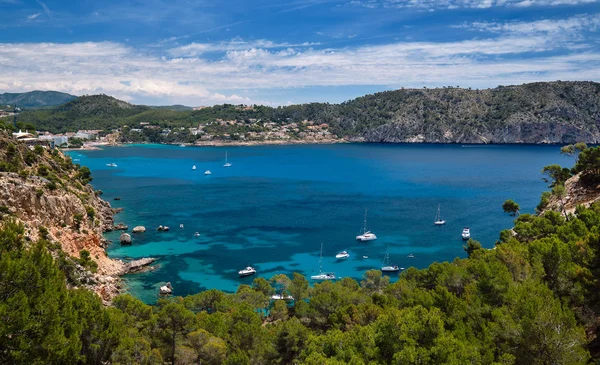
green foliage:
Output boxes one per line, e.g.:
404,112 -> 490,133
542,164 -> 572,187
85,206 -> 95,220
574,146 -> 600,184
502,199 -> 520,215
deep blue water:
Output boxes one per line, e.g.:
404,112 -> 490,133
67,143 -> 569,303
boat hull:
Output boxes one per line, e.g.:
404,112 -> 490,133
381,266 -> 400,272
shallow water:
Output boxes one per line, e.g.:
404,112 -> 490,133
68,143 -> 568,303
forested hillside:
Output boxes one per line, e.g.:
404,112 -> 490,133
2,139 -> 600,363
0,90 -> 76,108
11,81 -> 600,144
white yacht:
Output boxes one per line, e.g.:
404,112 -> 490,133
407,253 -> 415,258
462,227 -> 471,240
204,170 -> 212,175
106,163 -> 117,167
381,245 -> 400,272
311,243 -> 336,281
356,209 -> 377,241
434,204 -> 446,225
238,266 -> 256,277
192,165 -> 197,170
335,251 -> 350,260
224,151 -> 232,167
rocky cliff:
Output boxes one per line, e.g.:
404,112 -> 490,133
0,132 -> 143,303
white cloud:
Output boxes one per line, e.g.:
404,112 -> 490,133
27,13 -> 41,20
0,16 -> 598,105
459,14 -> 600,34
168,38 -> 320,57
348,0 -> 597,9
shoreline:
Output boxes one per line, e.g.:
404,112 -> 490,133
70,139 -> 576,150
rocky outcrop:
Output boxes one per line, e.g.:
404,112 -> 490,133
132,226 -> 146,233
119,233 -> 132,245
543,173 -> 600,215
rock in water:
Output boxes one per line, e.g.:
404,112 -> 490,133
120,233 -> 132,245
132,226 -> 146,233
114,223 -> 128,230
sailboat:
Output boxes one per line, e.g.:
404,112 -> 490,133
434,204 -> 446,225
311,243 -> 336,281
381,245 -> 400,272
356,209 -> 377,241
223,151 -> 232,167
192,165 -> 197,170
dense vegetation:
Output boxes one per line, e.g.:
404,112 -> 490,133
3,142 -> 600,363
0,90 -> 76,108
10,81 -> 600,144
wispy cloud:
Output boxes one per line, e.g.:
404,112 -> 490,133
36,0 -> 52,19
168,38 -> 320,57
27,12 -> 41,20
348,0 -> 598,9
0,16 -> 598,105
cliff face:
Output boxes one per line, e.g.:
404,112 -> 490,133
0,132 -> 126,302
0,172 -> 119,273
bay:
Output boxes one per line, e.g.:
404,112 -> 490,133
68,143 -> 569,303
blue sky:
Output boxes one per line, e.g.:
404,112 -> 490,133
0,0 -> 599,106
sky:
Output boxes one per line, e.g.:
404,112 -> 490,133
0,0 -> 599,106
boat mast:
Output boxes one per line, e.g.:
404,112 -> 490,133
225,151 -> 228,164
319,243 -> 323,274
363,209 -> 368,234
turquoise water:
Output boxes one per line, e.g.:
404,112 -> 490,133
68,143 -> 568,303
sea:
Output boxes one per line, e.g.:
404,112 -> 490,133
67,143 -> 569,303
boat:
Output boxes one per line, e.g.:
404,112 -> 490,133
179,144 -> 186,147
407,253 -> 415,258
179,224 -> 184,229
462,227 -> 471,240
194,232 -> 200,237
434,204 -> 446,225
362,255 -> 368,259
192,165 -> 196,170
381,245 -> 400,272
238,266 -> 256,277
311,243 -> 336,281
223,151 -> 232,167
106,163 -> 117,167
204,170 -> 212,175
335,251 -> 350,260
356,209 -> 377,241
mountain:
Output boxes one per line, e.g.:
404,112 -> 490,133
0,90 -> 76,108
13,81 -> 600,143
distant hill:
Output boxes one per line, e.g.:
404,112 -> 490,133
150,105 -> 193,111
13,81 -> 600,143
0,90 -> 76,109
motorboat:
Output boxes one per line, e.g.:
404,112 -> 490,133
106,163 -> 117,167
238,266 -> 256,277
462,227 -> 471,240
335,251 -> 350,260
180,224 -> 184,229
311,243 -> 336,281
407,253 -> 415,258
194,232 -> 200,237
356,209 -> 377,241
204,170 -> 212,175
